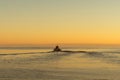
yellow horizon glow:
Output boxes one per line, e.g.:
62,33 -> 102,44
0,0 -> 120,45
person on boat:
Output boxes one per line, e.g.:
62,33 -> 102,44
53,45 -> 62,52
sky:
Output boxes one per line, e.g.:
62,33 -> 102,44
0,0 -> 120,46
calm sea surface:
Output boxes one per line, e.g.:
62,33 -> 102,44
0,46 -> 120,80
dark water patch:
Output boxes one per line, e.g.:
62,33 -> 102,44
61,50 -> 87,53
0,52 -> 75,64
1,50 -> 120,65
17,52 -> 74,64
86,52 -> 104,57
0,50 -> 88,57
84,51 -> 120,64
0,52 -> 49,56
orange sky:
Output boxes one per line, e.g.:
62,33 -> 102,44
0,0 -> 120,45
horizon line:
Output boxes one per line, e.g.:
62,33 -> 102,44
1,43 -> 120,46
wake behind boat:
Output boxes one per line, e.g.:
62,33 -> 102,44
52,45 -> 87,53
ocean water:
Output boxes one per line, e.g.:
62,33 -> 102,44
0,46 -> 120,80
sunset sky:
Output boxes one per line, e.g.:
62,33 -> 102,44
0,0 -> 120,45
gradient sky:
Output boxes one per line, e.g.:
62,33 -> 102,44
0,0 -> 120,45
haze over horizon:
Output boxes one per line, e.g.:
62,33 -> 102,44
1,0 -> 120,46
